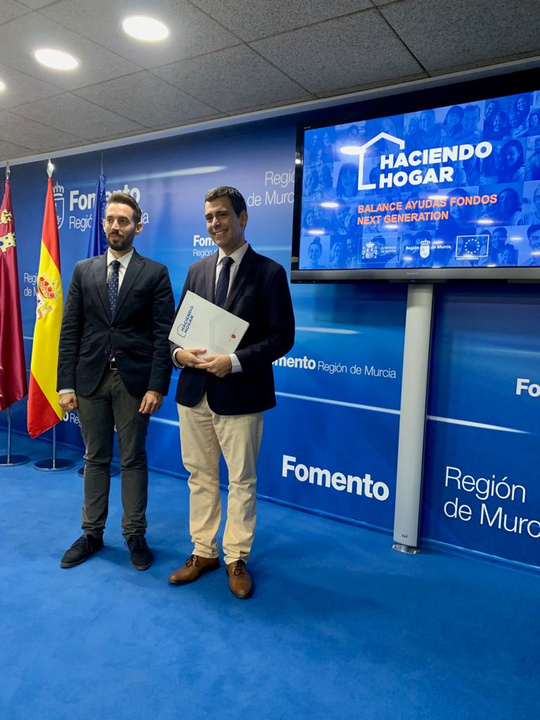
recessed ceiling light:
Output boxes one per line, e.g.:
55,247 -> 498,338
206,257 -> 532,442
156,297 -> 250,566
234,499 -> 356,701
34,48 -> 79,71
122,16 -> 169,42
0,80 -> 6,92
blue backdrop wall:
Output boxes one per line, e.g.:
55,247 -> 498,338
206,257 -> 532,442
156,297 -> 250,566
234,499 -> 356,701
2,95 -> 539,571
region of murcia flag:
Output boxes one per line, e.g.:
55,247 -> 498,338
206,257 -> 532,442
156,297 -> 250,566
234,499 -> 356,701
27,176 -> 64,438
0,178 -> 27,411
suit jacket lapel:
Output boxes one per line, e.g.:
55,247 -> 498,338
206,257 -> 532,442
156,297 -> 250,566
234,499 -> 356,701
115,250 -> 144,317
224,245 -> 255,311
206,254 -> 218,302
94,253 -> 111,319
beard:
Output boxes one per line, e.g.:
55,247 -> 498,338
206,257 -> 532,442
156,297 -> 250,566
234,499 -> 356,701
106,229 -> 136,253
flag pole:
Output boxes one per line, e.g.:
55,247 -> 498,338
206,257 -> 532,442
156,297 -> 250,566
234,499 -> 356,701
0,407 -> 29,466
34,424 -> 74,471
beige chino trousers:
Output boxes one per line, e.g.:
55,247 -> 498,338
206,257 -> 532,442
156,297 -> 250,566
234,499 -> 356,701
178,395 -> 263,565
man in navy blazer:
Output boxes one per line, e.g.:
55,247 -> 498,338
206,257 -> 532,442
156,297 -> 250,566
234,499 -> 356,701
168,186 -> 295,598
57,192 -> 175,571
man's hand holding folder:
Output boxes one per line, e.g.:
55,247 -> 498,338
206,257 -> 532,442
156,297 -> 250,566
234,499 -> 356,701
169,290 -> 250,376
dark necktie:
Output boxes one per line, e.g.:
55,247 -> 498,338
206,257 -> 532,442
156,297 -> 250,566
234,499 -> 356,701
214,256 -> 233,307
108,260 -> 120,316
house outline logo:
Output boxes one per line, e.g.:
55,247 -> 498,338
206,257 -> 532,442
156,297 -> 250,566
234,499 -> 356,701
355,132 -> 405,191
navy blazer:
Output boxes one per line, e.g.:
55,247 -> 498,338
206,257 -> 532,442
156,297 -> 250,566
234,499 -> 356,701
57,250 -> 175,398
172,245 -> 295,415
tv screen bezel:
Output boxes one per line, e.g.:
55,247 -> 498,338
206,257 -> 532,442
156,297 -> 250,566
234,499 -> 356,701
290,68 -> 540,283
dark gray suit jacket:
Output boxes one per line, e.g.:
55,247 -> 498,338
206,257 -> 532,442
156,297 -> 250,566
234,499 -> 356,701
57,250 -> 175,398
172,245 -> 295,415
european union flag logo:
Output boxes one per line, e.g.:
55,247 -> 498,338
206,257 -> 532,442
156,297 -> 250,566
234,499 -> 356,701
456,234 -> 489,260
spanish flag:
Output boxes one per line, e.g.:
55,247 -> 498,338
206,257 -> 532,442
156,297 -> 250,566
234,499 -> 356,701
27,176 -> 64,438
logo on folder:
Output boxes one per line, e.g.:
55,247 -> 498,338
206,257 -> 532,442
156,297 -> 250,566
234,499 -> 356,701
177,305 -> 195,339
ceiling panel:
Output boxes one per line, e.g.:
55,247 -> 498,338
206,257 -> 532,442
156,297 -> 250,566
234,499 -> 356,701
74,71 -> 220,129
0,0 -> 31,24
251,10 -> 426,95
12,93 -> 145,140
0,109 -> 82,150
189,0 -> 372,41
153,45 -> 315,113
16,0 -> 57,8
0,139 -> 33,157
380,0 -> 540,73
0,63 -> 63,109
0,13 -> 141,90
41,0 -> 241,68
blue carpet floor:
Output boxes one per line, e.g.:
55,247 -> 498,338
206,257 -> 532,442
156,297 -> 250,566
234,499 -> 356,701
1,431 -> 539,720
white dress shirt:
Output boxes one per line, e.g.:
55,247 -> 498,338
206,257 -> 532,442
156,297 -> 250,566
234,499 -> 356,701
107,248 -> 133,290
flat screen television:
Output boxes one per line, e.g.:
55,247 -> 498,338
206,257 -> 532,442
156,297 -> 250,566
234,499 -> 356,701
291,72 -> 540,282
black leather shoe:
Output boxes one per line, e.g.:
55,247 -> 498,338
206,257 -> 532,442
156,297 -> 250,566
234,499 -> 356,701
60,534 -> 104,568
126,535 -> 152,571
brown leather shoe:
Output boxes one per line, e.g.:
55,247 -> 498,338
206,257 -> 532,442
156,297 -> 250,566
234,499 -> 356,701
226,560 -> 253,599
168,554 -> 220,585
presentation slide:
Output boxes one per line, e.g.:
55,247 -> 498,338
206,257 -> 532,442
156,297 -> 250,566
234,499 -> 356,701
297,90 -> 540,273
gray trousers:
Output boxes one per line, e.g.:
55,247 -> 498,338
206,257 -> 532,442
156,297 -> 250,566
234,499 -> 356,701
77,368 -> 150,538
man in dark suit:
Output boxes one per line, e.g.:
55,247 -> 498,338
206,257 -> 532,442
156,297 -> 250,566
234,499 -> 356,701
168,186 -> 295,599
57,191 -> 175,571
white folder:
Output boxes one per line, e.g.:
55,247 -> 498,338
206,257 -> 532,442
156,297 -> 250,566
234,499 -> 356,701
169,290 -> 249,356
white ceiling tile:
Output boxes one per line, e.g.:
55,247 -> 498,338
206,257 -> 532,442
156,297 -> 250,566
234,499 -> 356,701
88,129 -> 149,144
0,0 -> 30,24
381,0 -> 540,72
189,0 -> 373,41
0,109 -> 82,149
74,72 -> 219,128
0,63 -> 63,108
153,46 -> 315,113
0,139 -> 33,159
16,0 -> 57,8
40,0 -> 240,68
14,93 -> 144,139
0,13 -> 141,90
251,10 -> 424,95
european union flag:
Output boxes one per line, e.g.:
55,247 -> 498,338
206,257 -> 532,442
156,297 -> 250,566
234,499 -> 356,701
86,173 -> 107,258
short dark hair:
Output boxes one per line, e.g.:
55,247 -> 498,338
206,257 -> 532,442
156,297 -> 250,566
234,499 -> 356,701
205,186 -> 247,217
464,104 -> 480,117
528,224 -> 540,239
106,191 -> 142,223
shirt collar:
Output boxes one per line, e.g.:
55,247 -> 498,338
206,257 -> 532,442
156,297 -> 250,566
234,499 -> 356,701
107,248 -> 134,269
218,242 -> 249,265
